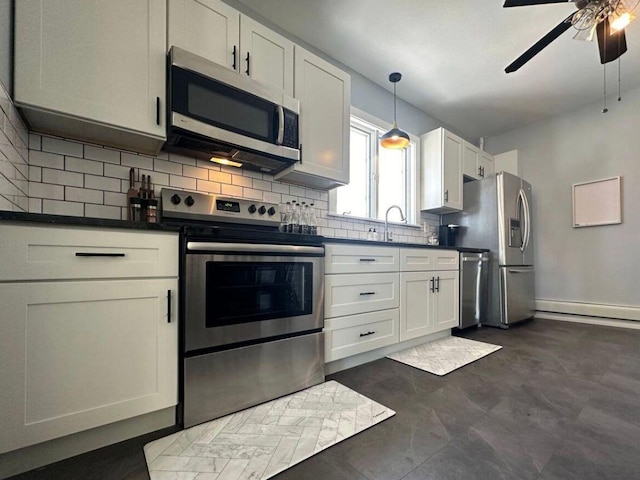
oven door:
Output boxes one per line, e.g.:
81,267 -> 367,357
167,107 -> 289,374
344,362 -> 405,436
184,243 -> 324,352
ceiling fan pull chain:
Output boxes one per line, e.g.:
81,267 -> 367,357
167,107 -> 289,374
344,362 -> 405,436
602,62 -> 608,114
618,57 -> 622,102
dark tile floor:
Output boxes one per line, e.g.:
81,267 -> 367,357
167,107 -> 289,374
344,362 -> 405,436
9,319 -> 640,480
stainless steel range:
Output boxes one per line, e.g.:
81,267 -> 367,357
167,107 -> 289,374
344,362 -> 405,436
161,189 -> 325,428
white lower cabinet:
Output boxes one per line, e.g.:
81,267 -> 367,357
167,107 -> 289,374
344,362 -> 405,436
0,279 -> 178,454
325,309 -> 399,362
400,272 -> 433,340
432,270 -> 460,331
0,224 -> 179,455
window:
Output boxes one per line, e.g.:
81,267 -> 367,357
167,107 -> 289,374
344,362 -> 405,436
330,110 -> 418,224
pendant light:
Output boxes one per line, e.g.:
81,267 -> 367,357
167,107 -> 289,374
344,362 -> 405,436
380,72 -> 410,149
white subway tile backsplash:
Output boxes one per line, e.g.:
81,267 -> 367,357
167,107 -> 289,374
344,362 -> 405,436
221,184 -> 243,197
196,159 -> 221,171
104,191 -> 127,208
290,186 -> 306,197
41,136 -> 83,157
262,192 -> 282,204
29,134 -> 41,150
168,152 -> 197,166
231,174 -> 252,187
104,163 -> 132,181
84,145 -> 121,164
43,199 -> 84,217
154,158 -> 183,175
42,168 -> 83,187
169,175 -> 196,190
85,203 -> 121,220
243,188 -> 262,200
30,150 -> 64,169
85,174 -> 121,192
28,197 -> 42,213
65,156 -> 103,176
271,183 -> 290,194
209,170 -> 232,184
121,152 -> 153,170
29,182 -> 64,200
240,169 -> 262,180
182,165 -> 209,180
253,179 -> 271,191
65,186 -> 103,204
196,179 -> 220,193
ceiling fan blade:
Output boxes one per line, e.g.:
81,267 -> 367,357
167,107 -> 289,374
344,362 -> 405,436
596,19 -> 628,64
505,12 -> 576,73
503,0 -> 575,7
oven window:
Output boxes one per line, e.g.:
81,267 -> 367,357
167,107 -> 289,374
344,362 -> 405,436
206,262 -> 313,327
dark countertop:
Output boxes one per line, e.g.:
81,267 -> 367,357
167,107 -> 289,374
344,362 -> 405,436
0,210 -> 181,232
325,236 -> 489,253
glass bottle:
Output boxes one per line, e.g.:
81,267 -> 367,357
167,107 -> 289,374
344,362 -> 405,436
289,201 -> 299,233
300,202 -> 309,234
280,202 -> 291,232
309,203 -> 318,235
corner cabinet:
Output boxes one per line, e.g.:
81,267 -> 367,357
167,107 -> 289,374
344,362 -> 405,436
463,142 -> 495,180
421,128 -> 463,213
168,0 -> 294,95
0,225 -> 178,454
399,248 -> 459,341
14,0 -> 167,155
274,47 -> 351,190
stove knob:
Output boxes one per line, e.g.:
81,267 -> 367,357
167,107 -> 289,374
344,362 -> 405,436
185,196 -> 195,207
248,204 -> 257,214
258,206 -> 267,215
267,207 -> 276,216
170,194 -> 181,205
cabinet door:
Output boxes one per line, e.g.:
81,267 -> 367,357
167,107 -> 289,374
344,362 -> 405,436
275,46 -> 350,189
168,0 -> 240,72
479,151 -> 494,178
15,0 -> 166,139
442,131 -> 463,211
240,15 -> 294,95
432,270 -> 459,332
0,279 -> 178,454
325,273 -> 399,318
400,272 -> 434,341
462,142 -> 480,179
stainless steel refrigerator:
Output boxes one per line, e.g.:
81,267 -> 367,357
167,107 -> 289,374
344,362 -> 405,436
444,171 -> 534,328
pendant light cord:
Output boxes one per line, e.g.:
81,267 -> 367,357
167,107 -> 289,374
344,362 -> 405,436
393,82 -> 398,124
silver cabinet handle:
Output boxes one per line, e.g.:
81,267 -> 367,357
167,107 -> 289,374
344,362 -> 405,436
359,331 -> 376,337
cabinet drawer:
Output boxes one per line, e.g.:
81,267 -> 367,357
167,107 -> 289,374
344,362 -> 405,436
324,309 -> 399,362
325,272 -> 399,318
0,224 -> 178,281
325,244 -> 399,274
400,247 -> 459,272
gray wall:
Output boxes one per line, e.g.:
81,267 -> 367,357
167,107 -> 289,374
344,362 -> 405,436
0,0 -> 12,94
485,85 -> 640,308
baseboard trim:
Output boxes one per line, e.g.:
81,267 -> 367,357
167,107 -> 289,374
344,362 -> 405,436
325,330 -> 451,375
536,299 -> 640,322
536,312 -> 640,330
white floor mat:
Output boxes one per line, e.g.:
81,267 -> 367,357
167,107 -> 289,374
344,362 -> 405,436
144,380 -> 395,480
387,336 -> 502,376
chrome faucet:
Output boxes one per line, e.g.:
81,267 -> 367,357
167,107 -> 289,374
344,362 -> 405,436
384,205 -> 406,242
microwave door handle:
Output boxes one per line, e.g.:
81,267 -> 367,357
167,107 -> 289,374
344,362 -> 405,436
277,105 -> 285,145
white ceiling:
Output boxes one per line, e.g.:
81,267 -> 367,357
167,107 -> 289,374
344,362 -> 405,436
237,0 -> 640,140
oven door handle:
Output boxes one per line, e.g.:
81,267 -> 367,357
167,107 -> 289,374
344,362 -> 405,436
186,242 -> 324,255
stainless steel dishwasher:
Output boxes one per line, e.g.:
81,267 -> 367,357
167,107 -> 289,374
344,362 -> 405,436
459,252 -> 490,329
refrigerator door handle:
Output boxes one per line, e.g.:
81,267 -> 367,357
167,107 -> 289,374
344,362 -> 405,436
517,189 -> 528,253
521,189 -> 531,253
508,268 -> 532,274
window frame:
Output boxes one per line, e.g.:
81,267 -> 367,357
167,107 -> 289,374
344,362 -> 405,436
329,107 -> 421,226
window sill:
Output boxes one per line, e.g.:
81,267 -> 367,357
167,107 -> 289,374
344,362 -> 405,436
327,212 -> 422,229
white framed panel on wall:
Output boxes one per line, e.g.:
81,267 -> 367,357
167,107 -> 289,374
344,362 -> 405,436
572,176 -> 622,228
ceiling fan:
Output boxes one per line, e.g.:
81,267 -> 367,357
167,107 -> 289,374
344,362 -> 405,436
504,0 -> 639,73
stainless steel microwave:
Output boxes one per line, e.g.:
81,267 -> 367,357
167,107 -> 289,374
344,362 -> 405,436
165,47 -> 300,174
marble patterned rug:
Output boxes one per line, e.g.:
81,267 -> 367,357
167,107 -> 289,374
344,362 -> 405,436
144,381 -> 395,480
387,336 -> 502,376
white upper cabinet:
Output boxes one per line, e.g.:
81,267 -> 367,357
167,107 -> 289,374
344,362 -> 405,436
421,128 -> 463,213
240,16 -> 294,95
168,0 -> 240,72
274,46 -> 351,190
463,141 -> 494,180
14,0 -> 166,154
168,0 -> 294,95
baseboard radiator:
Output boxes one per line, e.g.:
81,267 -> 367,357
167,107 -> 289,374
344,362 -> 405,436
535,299 -> 640,329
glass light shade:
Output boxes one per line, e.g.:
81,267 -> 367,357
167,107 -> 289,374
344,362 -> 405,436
380,123 -> 410,149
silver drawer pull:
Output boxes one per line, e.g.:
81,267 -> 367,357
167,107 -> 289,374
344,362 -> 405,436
75,252 -> 126,257
359,292 -> 376,296
359,258 -> 376,262
359,331 -> 376,337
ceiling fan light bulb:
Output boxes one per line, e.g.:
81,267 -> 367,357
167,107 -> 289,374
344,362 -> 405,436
610,12 -> 635,32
